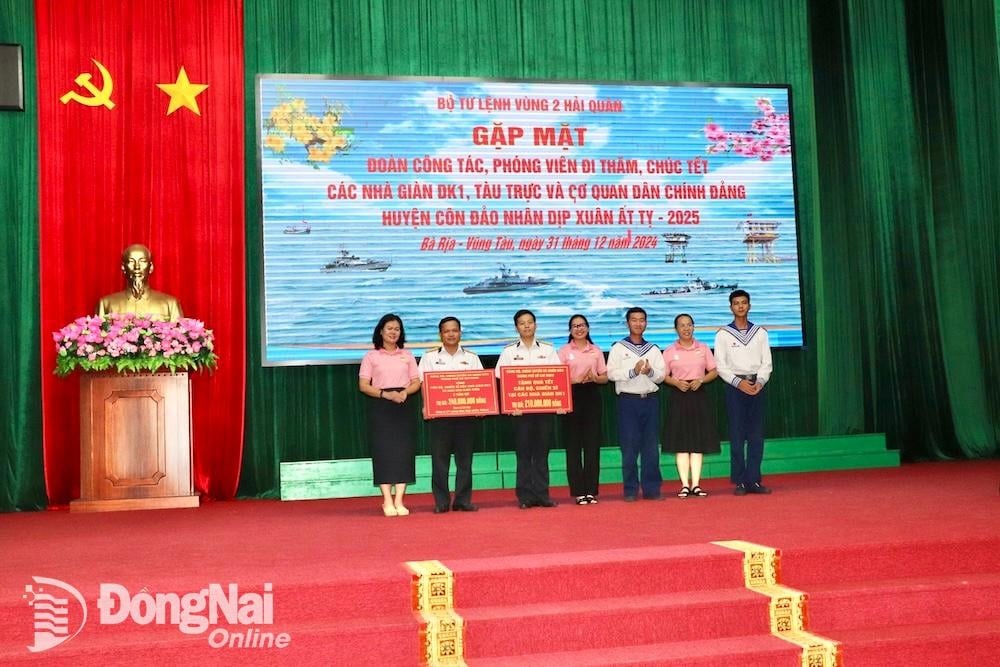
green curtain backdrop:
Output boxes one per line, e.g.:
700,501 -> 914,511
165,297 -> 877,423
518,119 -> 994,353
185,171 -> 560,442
936,0 -> 1000,455
809,0 -> 1000,458
0,0 -> 45,511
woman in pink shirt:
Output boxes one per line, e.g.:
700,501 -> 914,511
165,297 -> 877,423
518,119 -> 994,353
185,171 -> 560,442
358,313 -> 422,516
662,313 -> 719,498
558,314 -> 609,505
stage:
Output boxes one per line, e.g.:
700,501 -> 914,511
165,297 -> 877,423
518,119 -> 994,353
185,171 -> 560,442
2,460 -> 999,665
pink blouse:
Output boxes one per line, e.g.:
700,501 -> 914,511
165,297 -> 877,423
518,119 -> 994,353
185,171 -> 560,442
558,341 -> 607,383
359,347 -> 420,389
662,340 -> 716,381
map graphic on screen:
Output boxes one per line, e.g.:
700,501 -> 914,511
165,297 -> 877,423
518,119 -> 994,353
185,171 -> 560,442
256,76 -> 804,365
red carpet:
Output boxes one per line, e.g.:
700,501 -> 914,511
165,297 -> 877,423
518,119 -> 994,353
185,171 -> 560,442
1,460 -> 999,664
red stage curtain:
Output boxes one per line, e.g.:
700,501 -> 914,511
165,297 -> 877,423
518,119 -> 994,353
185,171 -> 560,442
34,0 -> 245,504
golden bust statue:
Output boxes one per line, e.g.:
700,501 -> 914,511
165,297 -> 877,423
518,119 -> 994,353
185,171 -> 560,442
97,244 -> 183,321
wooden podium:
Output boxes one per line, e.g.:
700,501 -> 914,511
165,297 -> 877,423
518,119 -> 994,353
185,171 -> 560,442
71,372 -> 200,512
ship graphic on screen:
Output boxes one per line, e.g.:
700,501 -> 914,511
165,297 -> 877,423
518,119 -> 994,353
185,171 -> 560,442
321,249 -> 391,272
643,276 -> 738,298
463,264 -> 553,294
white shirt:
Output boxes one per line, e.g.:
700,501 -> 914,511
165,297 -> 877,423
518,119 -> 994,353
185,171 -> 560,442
606,337 -> 666,395
417,345 -> 484,379
494,338 -> 558,377
714,322 -> 772,387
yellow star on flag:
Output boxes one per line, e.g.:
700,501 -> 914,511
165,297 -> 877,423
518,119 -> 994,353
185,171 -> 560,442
156,67 -> 208,116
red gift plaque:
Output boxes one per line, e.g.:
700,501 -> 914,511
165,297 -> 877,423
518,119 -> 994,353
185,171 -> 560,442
422,369 -> 499,419
498,365 -> 573,415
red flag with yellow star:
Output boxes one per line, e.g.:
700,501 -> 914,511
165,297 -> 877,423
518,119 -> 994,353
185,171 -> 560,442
34,0 -> 245,504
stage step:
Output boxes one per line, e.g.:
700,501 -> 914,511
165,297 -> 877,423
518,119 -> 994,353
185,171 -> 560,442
281,433 -> 895,500
463,588 -> 770,656
833,618 -> 1000,666
279,451 -> 504,500
469,634 -> 799,667
449,544 -> 745,607
807,572 -> 1000,630
781,536 -> 1000,585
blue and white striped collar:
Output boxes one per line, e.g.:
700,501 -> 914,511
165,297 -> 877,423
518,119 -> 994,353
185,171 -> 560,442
618,336 -> 657,356
720,321 -> 761,345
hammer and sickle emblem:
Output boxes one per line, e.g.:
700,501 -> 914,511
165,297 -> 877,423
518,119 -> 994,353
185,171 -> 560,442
59,59 -> 115,109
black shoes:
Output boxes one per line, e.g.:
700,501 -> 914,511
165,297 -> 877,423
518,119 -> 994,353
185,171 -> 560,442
519,499 -> 558,509
735,482 -> 772,495
436,502 -> 478,513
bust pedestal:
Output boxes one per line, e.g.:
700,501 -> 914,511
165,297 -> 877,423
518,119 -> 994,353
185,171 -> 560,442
71,372 -> 199,512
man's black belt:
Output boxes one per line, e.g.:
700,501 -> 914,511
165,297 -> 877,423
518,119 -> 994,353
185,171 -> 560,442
736,374 -> 757,383
619,391 -> 657,399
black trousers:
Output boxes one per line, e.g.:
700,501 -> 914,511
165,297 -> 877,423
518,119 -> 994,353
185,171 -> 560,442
428,417 -> 477,508
562,383 -> 603,497
512,413 -> 554,504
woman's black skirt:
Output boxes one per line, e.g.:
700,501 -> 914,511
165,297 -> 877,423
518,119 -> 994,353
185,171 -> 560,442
368,389 -> 417,485
661,385 -> 721,454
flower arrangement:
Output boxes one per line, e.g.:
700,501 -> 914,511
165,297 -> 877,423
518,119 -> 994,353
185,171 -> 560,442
53,313 -> 217,377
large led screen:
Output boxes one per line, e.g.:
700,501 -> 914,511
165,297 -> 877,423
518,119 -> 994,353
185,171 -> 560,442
257,76 -> 803,365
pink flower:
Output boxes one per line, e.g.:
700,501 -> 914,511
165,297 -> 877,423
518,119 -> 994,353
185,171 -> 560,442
756,98 -> 775,114
704,122 -> 727,142
53,313 -> 217,376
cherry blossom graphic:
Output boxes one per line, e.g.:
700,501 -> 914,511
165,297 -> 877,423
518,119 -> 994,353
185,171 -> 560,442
704,98 -> 791,162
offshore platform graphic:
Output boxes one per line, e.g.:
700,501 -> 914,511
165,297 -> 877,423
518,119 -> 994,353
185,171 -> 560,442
739,213 -> 781,263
